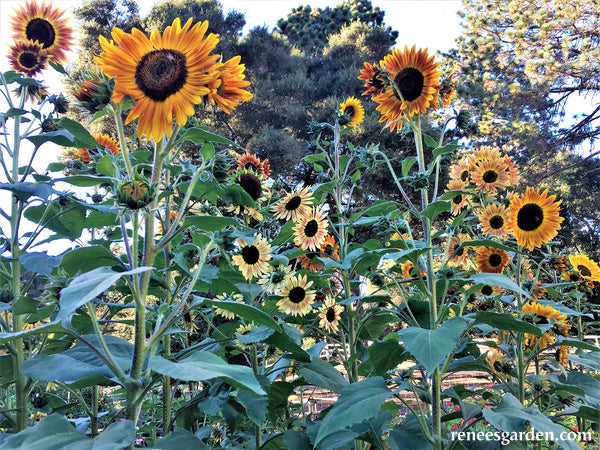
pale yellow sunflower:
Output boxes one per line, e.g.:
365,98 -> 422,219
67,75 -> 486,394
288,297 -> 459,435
293,206 -> 329,252
318,298 -> 344,333
276,274 -> 316,317
231,235 -> 272,280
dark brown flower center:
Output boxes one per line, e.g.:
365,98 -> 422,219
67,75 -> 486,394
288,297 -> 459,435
289,286 -> 306,304
456,247 -> 464,256
19,51 -> 39,69
324,244 -> 333,256
488,253 -> 502,267
241,245 -> 260,265
460,170 -> 469,182
285,195 -> 302,211
569,273 -> 580,282
481,285 -> 493,296
244,162 -> 259,172
326,307 -> 336,322
489,215 -> 504,230
482,170 -> 499,184
452,194 -> 463,205
26,18 -> 56,49
271,270 -> 285,283
577,264 -> 592,277
370,71 -> 385,91
344,105 -> 355,118
135,49 -> 187,102
237,173 -> 262,200
394,67 -> 425,102
304,219 -> 319,238
516,203 -> 544,232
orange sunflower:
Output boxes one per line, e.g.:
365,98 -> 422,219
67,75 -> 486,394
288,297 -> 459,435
298,252 -> 324,272
95,18 -> 220,141
76,133 -> 121,163
506,187 -> 563,250
522,301 -> 570,350
10,0 -> 74,63
206,55 -> 253,114
401,261 -> 425,279
373,45 -> 441,131
236,152 -> 270,179
478,203 -> 510,238
320,235 -> 340,260
339,96 -> 365,128
318,298 -> 344,333
446,179 -> 469,215
449,158 -> 471,184
293,206 -> 329,252
476,247 -> 511,274
471,158 -> 509,193
8,40 -> 48,77
358,61 -> 386,97
231,235 -> 272,280
277,274 -> 316,316
272,186 -> 314,222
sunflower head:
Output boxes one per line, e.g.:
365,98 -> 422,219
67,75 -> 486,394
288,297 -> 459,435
338,96 -> 365,128
475,247 -> 511,274
318,298 -> 344,333
277,274 -> 316,317
76,133 -> 121,163
358,61 -> 386,97
207,55 -> 253,114
117,172 -> 155,210
8,40 -> 49,78
568,254 -> 600,282
72,71 -> 114,115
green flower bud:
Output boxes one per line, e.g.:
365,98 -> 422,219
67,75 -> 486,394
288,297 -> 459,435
72,71 -> 114,115
117,173 -> 155,210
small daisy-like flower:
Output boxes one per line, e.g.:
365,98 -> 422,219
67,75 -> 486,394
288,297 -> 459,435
8,40 -> 48,77
339,96 -> 365,128
277,274 -> 316,316
522,301 -> 569,350
471,158 -> 509,193
212,293 -> 245,320
257,263 -> 293,294
318,298 -> 344,333
506,187 -> 563,250
358,61 -> 385,97
568,254 -> 600,282
231,235 -> 272,280
446,179 -> 469,215
478,203 -> 510,238
293,206 -> 328,252
76,132 -> 121,163
475,247 -> 511,274
272,186 -> 314,222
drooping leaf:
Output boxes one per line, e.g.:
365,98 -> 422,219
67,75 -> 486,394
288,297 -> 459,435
236,390 -> 268,425
202,299 -> 281,332
59,246 -> 122,276
0,182 -> 53,201
19,251 -> 61,276
474,311 -> 542,336
298,357 -> 348,394
468,273 -> 529,297
149,428 -> 210,449
182,216 -> 238,232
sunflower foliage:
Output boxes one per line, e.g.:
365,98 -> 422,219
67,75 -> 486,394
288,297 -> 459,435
0,2 -> 600,450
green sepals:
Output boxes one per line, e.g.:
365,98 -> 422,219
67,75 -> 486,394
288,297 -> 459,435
116,171 -> 155,210
72,70 -> 114,116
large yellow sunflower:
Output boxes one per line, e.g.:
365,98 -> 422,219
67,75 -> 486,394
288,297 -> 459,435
95,18 -> 220,141
8,40 -> 48,77
339,96 -> 365,128
475,247 -> 511,274
373,45 -> 441,131
478,203 -> 510,238
207,55 -> 253,114
318,298 -> 344,333
277,274 -> 316,317
76,133 -> 121,163
272,186 -> 314,222
293,206 -> 329,252
568,254 -> 600,282
522,301 -> 570,350
231,235 -> 272,280
506,187 -> 563,250
10,0 -> 74,63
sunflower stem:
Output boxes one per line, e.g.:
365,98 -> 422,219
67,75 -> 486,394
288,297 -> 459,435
112,102 -> 134,178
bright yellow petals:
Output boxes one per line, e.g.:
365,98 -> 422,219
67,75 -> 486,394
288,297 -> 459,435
471,159 -> 509,193
486,349 -> 511,379
506,187 -> 563,250
207,55 -> 253,114
339,96 -> 365,128
95,18 -> 220,141
478,284 -> 502,297
478,203 -> 510,238
293,206 -> 329,252
10,0 -> 74,63
231,235 -> 272,280
568,254 -> 600,282
475,247 -> 511,274
522,301 -> 570,350
277,274 -> 316,317
8,40 -> 48,77
272,186 -> 314,222
318,298 -> 344,333
257,264 -> 293,294
76,133 -> 121,163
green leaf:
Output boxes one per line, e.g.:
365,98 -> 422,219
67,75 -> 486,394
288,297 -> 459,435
11,296 -> 39,315
58,266 -> 151,322
236,324 -> 276,344
314,377 -> 393,446
182,215 -> 238,231
0,414 -> 135,449
57,117 -> 100,149
298,357 -> 348,394
24,201 -> 86,240
178,127 -> 237,146
398,317 -> 468,373
202,299 -> 281,332
432,140 -> 459,159
96,155 -> 115,177
56,175 -> 113,187
0,321 -> 69,345
200,142 -> 215,161
149,352 -> 265,394
483,393 -> 580,450
423,133 -> 438,148
402,157 -> 417,177
358,312 -> 397,340
26,130 -> 74,149
304,153 -> 328,164
361,338 -> 410,376
236,390 -> 267,425
421,200 -> 451,221
149,428 -> 210,449
19,251 -> 61,276
468,273 -> 529,297
60,246 -> 121,277
474,311 -> 542,336
0,182 -> 53,201
548,371 -> 600,410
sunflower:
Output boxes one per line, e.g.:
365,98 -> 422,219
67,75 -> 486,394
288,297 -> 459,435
561,271 -> 582,283
449,158 -> 471,184
257,263 -> 293,294
207,55 -> 253,114
506,187 -> 563,250
556,345 -> 569,368
486,349 -> 512,379
297,252 -> 324,272
446,179 -> 469,215
320,235 -> 340,259
234,170 -> 265,202
522,301 -> 569,350
447,234 -> 472,267
293,206 -> 329,252
8,40 -> 48,78
478,284 -> 502,297
76,133 -> 121,163
478,203 -> 510,238
234,324 -> 253,351
10,0 -> 74,63
212,293 -> 245,320
373,45 -> 441,131
231,235 -> 272,280
277,274 -> 316,316
401,261 -> 425,279
467,146 -> 503,168
553,254 -> 570,273
471,158 -> 510,194
95,18 -> 220,141
339,96 -> 365,128
476,247 -> 511,274
224,204 -> 263,222
236,152 -> 270,179
358,61 -> 385,97
568,254 -> 600,282
272,186 -> 314,222
318,298 -> 344,333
